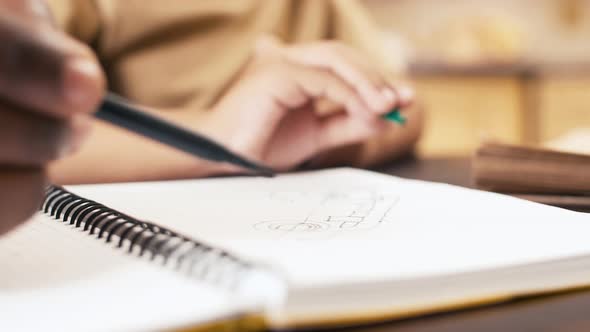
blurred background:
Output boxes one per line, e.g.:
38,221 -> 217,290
364,0 -> 590,156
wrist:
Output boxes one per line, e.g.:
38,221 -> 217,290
184,107 -> 250,175
198,104 -> 242,152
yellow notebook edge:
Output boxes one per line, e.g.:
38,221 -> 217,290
271,282 -> 590,330
168,282 -> 590,331
171,313 -> 267,332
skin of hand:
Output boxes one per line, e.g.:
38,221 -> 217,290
202,36 -> 415,171
0,0 -> 105,235
49,36 -> 418,183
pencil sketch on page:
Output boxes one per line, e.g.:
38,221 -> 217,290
253,187 -> 400,240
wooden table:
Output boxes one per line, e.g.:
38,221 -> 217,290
331,157 -> 590,332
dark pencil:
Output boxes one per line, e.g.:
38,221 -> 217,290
95,93 -> 275,177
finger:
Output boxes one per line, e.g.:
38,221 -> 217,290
0,12 -> 105,118
68,114 -> 93,153
285,42 -> 395,114
317,112 -> 388,152
0,101 -> 76,165
388,83 -> 415,109
0,166 -> 45,235
288,64 -> 373,119
1,0 -> 55,24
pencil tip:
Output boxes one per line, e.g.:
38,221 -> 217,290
260,169 -> 276,178
253,164 -> 275,177
232,156 -> 275,177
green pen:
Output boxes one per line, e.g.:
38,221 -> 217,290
383,107 -> 406,125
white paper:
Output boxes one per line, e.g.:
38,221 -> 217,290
0,214 -> 248,332
69,168 -> 590,288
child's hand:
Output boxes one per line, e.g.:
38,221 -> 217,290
207,36 -> 414,171
0,0 -> 105,235
257,36 -> 414,112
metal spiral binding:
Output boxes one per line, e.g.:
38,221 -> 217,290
41,186 -> 252,290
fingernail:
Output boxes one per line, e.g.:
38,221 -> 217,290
63,58 -> 102,109
369,88 -> 394,113
397,86 -> 414,103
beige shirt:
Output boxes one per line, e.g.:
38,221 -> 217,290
47,0 -> 387,110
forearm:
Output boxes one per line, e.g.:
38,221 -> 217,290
49,109 -> 236,184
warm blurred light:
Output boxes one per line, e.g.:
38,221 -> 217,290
364,0 -> 590,65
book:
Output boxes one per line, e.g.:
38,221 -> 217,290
473,142 -> 590,209
2,168 -> 590,331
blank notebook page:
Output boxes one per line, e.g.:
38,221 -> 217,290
69,168 -> 590,289
0,214 -> 245,332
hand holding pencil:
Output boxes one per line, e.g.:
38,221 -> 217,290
0,0 -> 104,235
57,37 -> 417,182
206,36 -> 414,171
80,36 -> 415,180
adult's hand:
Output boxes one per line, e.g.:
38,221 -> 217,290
0,0 -> 105,235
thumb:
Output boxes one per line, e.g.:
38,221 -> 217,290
317,113 -> 388,153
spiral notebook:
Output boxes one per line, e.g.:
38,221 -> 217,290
2,168 -> 590,332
